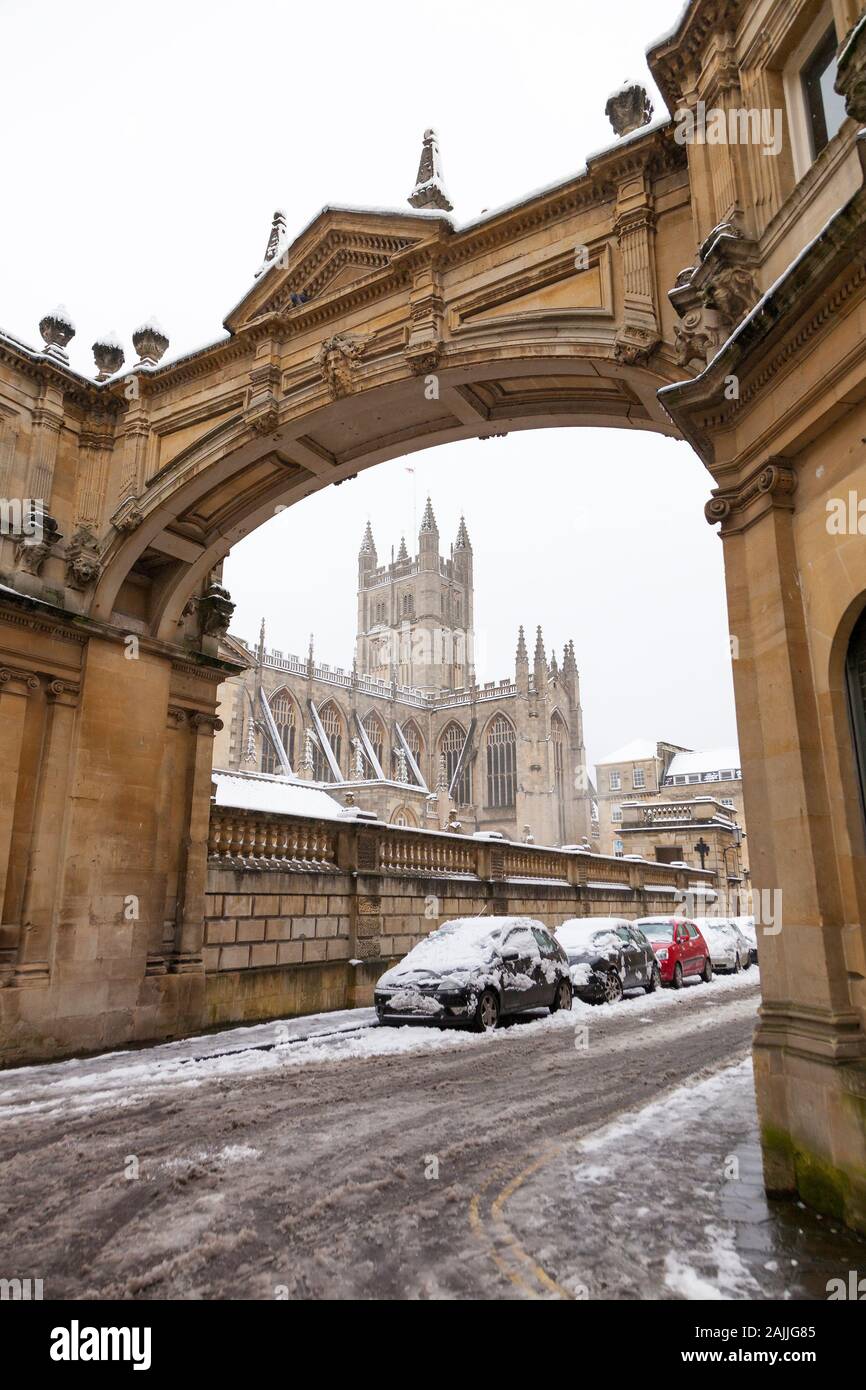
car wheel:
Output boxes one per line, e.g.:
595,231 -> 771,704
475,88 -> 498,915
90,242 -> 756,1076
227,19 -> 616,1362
743,955 -> 752,970
549,978 -> 573,1014
701,956 -> 714,983
644,963 -> 661,994
472,989 -> 500,1033
602,970 -> 624,1004
671,961 -> 684,990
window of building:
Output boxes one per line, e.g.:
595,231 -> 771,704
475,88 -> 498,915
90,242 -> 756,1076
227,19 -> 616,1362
362,711 -> 384,773
845,606 -> 866,835
802,26 -> 847,159
261,689 -> 295,775
551,712 -> 568,844
313,703 -> 343,782
721,798 -> 735,808
394,720 -> 423,780
633,767 -> 645,789
611,805 -> 622,823
486,715 -> 516,809
402,593 -> 414,617
614,839 -> 624,857
655,847 -> 683,864
609,770 -> 621,791
441,722 -> 471,806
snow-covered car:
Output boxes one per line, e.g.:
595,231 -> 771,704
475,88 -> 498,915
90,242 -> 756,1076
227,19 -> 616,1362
636,916 -> 714,988
555,917 -> 660,1004
728,914 -> 758,964
374,917 -> 572,1031
695,917 -> 752,973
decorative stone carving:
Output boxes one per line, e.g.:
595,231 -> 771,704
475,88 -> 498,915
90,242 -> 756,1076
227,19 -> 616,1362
705,459 -> 798,532
92,335 -> 125,381
197,581 -> 235,639
132,319 -> 169,367
245,362 -> 281,435
257,209 -> 288,277
670,220 -> 760,371
65,525 -> 101,589
605,80 -> 653,137
15,513 -> 61,576
111,497 -> 144,532
835,13 -> 866,124
408,129 -> 453,212
38,306 -> 75,364
317,332 -> 366,399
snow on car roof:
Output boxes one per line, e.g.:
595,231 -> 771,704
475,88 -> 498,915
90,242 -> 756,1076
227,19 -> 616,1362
390,915 -> 543,975
556,917 -> 630,942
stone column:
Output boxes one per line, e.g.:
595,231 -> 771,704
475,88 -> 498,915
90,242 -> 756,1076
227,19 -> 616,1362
14,680 -> 79,985
171,711 -> 223,972
0,666 -> 39,978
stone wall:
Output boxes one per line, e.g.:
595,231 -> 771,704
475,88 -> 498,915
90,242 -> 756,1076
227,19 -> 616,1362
200,806 -> 717,1027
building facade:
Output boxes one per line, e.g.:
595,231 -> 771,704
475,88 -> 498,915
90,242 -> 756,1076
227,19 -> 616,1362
596,739 -> 749,879
213,502 -> 593,846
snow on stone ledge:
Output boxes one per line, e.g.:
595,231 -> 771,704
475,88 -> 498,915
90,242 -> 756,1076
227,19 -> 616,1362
212,769 -> 348,820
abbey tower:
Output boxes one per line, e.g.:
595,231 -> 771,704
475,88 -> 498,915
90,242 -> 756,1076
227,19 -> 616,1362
356,499 -> 474,693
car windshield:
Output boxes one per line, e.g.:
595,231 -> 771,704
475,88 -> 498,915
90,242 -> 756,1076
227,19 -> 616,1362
639,921 -> 675,941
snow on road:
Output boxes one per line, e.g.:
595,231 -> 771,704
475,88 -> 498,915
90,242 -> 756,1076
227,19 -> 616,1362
0,970 -> 759,1125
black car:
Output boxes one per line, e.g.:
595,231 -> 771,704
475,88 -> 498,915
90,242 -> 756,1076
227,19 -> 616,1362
555,916 -> 660,1003
374,915 -> 573,1031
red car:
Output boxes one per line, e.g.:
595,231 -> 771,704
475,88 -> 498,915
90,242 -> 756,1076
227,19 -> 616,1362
635,916 -> 714,989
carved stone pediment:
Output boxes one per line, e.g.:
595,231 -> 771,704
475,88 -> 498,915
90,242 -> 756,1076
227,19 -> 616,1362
836,13 -> 866,124
225,209 -> 442,333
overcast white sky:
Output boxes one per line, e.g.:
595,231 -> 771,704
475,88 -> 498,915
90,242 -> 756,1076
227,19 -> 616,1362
1,0 -> 736,773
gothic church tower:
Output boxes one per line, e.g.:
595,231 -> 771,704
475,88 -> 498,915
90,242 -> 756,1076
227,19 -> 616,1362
355,498 -> 475,692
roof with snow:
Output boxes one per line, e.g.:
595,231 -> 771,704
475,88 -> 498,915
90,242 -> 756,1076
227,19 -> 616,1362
213,769 -> 348,819
665,747 -> 741,779
597,738 -> 664,766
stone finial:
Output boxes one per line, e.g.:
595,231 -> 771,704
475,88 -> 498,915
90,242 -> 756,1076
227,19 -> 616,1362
419,495 -> 437,533
534,624 -> 546,666
359,519 -> 376,557
92,333 -> 125,381
262,209 -> 288,265
454,515 -> 471,549
132,318 -> 169,368
39,306 -> 76,363
516,625 -> 528,665
396,535 -> 409,561
605,79 -> 653,137
408,128 -> 454,212
395,745 -> 409,784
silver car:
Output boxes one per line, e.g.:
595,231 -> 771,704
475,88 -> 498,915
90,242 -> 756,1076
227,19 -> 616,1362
696,917 -> 752,973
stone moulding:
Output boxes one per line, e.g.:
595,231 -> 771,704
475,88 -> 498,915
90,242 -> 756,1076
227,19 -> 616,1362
705,459 -> 798,534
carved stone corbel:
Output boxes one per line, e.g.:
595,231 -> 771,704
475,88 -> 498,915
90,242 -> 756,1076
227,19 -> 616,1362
111,496 -> 144,532
65,524 -> 102,590
670,220 -> 760,371
196,582 -> 235,639
245,361 -> 282,435
317,333 -> 367,399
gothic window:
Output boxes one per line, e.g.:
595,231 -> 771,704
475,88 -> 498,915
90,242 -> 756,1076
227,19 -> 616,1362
485,714 -> 516,809
402,593 -> 414,617
441,721 -> 471,807
391,807 -> 417,828
362,710 -> 385,773
453,596 -> 462,623
261,689 -> 296,775
313,702 -> 343,782
551,712 -> 568,844
846,606 -> 866,834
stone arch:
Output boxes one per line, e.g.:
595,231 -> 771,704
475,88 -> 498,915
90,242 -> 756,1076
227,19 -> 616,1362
396,717 -> 425,782
550,709 -> 569,845
390,805 -> 418,828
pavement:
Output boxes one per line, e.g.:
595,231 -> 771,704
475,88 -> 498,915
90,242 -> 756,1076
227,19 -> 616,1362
1,969 -> 863,1300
